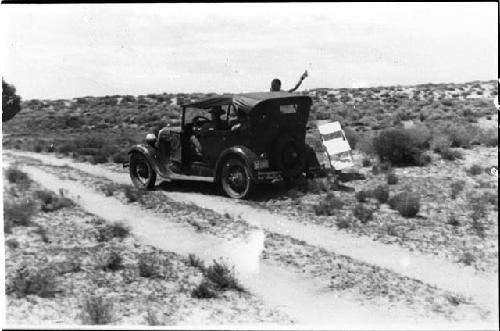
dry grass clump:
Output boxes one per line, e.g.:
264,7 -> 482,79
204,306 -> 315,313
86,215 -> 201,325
97,222 -> 130,242
372,185 -> 390,204
466,164 -> 483,176
80,294 -> 115,325
123,185 -> 147,203
137,252 -> 175,279
5,166 -> 31,190
7,263 -> 59,298
5,238 -> 20,249
355,190 -> 371,203
450,180 -> 465,199
97,249 -> 123,271
3,198 -> 38,227
34,189 -> 74,212
353,204 -> 374,224
191,259 -> 245,299
313,192 -> 345,216
386,171 -> 398,185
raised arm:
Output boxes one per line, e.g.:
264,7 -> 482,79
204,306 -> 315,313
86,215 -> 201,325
287,70 -> 308,93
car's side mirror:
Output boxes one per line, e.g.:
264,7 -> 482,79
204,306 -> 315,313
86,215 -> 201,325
146,133 -> 156,147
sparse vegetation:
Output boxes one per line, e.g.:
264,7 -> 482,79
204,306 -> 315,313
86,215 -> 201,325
191,280 -> 218,299
466,164 -> 483,176
353,204 -> 374,224
386,171 -> 398,185
80,294 -> 115,325
335,217 -> 351,229
97,222 -> 130,242
203,260 -> 245,292
371,128 -> 431,166
7,263 -> 58,298
313,192 -> 345,216
372,185 -> 390,204
3,198 -> 38,227
450,181 -> 465,200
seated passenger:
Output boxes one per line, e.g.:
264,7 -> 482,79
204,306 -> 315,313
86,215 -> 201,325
190,106 -> 226,157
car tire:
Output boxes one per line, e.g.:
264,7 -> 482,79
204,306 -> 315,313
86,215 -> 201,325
129,152 -> 156,190
220,157 -> 254,199
272,133 -> 307,180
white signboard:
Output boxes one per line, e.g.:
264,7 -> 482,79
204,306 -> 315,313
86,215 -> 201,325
317,121 -> 354,170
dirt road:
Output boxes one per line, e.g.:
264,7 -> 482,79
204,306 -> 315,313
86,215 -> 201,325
3,149 -> 498,327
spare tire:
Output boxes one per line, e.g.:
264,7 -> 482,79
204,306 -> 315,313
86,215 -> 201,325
272,133 -> 307,180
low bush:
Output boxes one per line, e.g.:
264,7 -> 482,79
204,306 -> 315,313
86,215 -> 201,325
34,189 -> 74,212
98,250 -> 123,271
458,252 -> 475,266
313,192 -> 345,216
447,215 -> 460,227
386,171 -> 398,185
5,167 -> 31,190
371,128 -> 430,166
7,264 -> 58,298
203,260 -> 245,292
450,180 -> 465,199
97,222 -> 130,242
361,157 -> 372,167
34,225 -> 50,243
466,164 -> 483,176
112,152 -> 128,164
80,294 -> 115,325
335,217 -> 351,229
478,128 -> 498,147
353,204 -> 374,224
355,190 -> 371,203
191,280 -> 218,299
3,198 -> 38,227
5,238 -> 19,249
137,252 -> 175,279
439,148 -> 463,161
372,185 -> 390,204
389,191 -> 420,218
187,253 -> 205,270
124,186 -> 145,203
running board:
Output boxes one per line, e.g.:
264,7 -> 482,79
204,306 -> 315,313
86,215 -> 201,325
160,173 -> 215,183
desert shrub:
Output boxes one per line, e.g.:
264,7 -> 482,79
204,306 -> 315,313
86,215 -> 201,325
371,128 -> 430,166
5,238 -> 19,249
466,164 -> 483,176
353,204 -> 374,224
34,144 -> 44,153
371,165 -> 380,175
57,142 -> 78,155
203,260 -> 245,292
112,152 -> 128,164
34,225 -> 50,243
447,215 -> 460,227
97,222 -> 130,242
4,218 -> 13,234
478,128 -> 498,147
124,186 -> 145,203
386,171 -> 398,185
7,264 -> 58,298
458,252 -> 475,266
80,294 -> 115,325
98,250 -> 123,271
187,253 -> 205,270
355,190 -> 371,203
443,124 -> 480,148
34,189 -> 74,212
361,157 -> 372,167
191,280 -> 218,299
389,191 -> 420,218
90,153 -> 108,164
343,127 -> 360,149
430,134 -> 452,153
450,180 -> 465,199
313,192 -> 344,216
101,183 -> 117,197
137,252 -> 174,279
144,309 -> 164,326
5,167 -> 31,190
439,148 -> 463,161
372,185 -> 390,204
335,217 -> 351,229
3,198 -> 38,226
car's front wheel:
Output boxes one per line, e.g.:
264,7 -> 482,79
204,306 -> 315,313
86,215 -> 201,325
129,152 -> 156,190
220,158 -> 254,199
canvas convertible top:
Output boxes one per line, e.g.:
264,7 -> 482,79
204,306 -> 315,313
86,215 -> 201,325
183,92 -> 312,113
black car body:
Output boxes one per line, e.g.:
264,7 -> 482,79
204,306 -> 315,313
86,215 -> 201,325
127,91 -> 322,198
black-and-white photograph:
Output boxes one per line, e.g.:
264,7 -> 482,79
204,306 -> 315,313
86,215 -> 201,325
1,2 -> 498,329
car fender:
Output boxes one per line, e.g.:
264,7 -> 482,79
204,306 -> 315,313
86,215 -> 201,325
128,144 -> 167,177
215,145 -> 259,182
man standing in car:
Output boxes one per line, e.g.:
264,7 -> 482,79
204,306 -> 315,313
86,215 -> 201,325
270,70 -> 308,92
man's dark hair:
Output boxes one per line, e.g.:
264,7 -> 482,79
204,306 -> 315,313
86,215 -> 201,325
270,78 -> 281,92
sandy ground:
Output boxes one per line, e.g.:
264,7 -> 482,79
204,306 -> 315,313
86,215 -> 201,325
3,149 -> 499,328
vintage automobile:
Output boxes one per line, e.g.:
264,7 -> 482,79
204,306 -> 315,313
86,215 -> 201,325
126,91 -> 322,199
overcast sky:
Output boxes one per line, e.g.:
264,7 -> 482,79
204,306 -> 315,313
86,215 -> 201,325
0,2 -> 498,99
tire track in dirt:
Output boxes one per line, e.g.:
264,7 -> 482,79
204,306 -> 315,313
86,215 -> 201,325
3,150 -> 498,319
4,158 -> 475,328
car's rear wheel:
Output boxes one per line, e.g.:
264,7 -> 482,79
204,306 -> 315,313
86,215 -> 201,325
129,152 -> 156,190
220,158 -> 254,199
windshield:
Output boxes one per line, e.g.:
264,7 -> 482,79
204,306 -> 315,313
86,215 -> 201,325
184,105 -> 231,124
